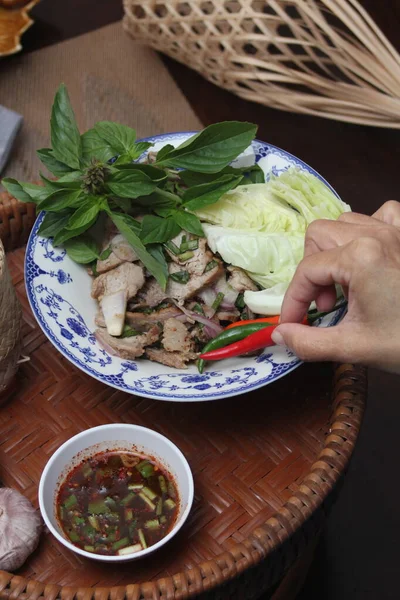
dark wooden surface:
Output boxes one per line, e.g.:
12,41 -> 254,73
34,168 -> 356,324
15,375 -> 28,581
11,1 -> 400,598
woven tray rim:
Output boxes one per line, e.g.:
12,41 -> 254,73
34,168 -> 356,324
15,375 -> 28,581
0,194 -> 367,599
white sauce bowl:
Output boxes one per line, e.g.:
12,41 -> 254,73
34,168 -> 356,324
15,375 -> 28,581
39,424 -> 194,562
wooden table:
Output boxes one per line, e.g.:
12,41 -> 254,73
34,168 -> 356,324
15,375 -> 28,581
13,1 -> 400,598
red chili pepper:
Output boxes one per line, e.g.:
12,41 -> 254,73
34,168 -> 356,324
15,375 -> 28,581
200,316 -> 309,362
225,316 -> 280,330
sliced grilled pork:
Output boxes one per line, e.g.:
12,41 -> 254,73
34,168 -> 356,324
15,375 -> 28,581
95,325 -> 160,360
162,318 -> 194,354
92,263 -> 145,336
136,277 -> 168,308
166,259 -> 224,302
227,266 -> 258,292
125,306 -> 183,328
146,348 -> 198,369
92,263 -> 145,300
96,234 -> 139,274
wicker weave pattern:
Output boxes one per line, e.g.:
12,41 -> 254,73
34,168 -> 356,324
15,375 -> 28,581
0,191 -> 36,251
0,197 -> 367,598
123,0 -> 400,128
0,237 -> 21,396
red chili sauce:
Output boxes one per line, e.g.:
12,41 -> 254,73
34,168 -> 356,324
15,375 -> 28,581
56,451 -> 179,556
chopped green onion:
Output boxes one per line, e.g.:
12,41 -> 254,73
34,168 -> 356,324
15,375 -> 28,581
128,483 -> 144,491
82,524 -> 96,541
88,515 -> 100,531
158,475 -> 167,494
187,239 -> 199,250
168,482 -> 176,499
117,543 -> 142,556
164,498 -> 176,511
104,497 -> 117,511
91,261 -> 98,277
205,259 -> 218,273
120,325 -> 140,338
193,303 -> 205,315
212,292 -> 224,311
235,292 -> 245,309
142,486 -> 157,501
178,250 -> 194,262
68,530 -> 80,542
139,492 -> 156,510
82,463 -> 93,478
88,499 -> 110,514
160,515 -> 167,524
128,521 -> 138,539
120,492 -> 135,506
112,537 -> 130,551
165,240 -> 181,255
99,246 -> 113,261
84,545 -> 95,552
138,529 -> 147,549
180,238 -> 199,253
72,516 -> 85,527
156,497 -> 163,516
144,519 -> 160,530
136,461 -> 155,478
64,495 -> 78,510
170,270 -> 190,284
125,508 -> 134,521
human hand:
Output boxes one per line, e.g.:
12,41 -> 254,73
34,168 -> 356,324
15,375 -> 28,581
271,201 -> 400,372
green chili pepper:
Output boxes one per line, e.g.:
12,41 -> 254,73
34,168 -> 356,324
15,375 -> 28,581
197,322 -> 271,374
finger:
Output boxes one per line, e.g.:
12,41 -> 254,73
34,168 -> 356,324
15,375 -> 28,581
280,237 -> 382,324
315,286 -> 338,312
372,200 -> 400,228
280,244 -> 354,324
271,322 -> 367,364
338,212 -> 375,225
304,218 -> 377,257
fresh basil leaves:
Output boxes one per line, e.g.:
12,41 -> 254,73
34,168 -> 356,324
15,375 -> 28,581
4,83 -> 261,290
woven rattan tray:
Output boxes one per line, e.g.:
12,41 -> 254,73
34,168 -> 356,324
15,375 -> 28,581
0,193 -> 367,600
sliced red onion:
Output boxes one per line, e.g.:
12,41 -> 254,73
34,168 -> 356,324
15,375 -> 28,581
174,302 -> 223,336
95,330 -> 118,356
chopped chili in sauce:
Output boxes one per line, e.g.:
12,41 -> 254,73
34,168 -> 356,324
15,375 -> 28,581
57,451 -> 179,556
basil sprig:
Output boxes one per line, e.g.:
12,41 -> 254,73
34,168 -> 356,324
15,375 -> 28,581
2,83 -> 260,290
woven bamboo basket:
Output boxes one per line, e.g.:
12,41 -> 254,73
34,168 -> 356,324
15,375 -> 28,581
0,214 -> 21,398
0,191 -> 367,599
123,0 -> 400,129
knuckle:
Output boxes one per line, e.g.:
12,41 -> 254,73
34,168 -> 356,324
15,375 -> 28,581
338,212 -> 352,222
349,237 -> 384,266
381,200 -> 400,215
306,219 -> 328,239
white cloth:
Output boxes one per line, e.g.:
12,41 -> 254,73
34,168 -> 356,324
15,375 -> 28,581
0,105 -> 22,175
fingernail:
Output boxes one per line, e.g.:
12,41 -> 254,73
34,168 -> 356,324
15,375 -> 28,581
271,329 -> 285,346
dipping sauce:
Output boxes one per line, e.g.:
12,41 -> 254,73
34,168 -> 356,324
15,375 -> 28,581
56,451 -> 179,556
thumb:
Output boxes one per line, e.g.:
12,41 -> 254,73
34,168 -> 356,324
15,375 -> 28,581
271,323 -> 353,363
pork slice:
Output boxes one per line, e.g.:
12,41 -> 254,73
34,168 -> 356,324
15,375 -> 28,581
227,266 -> 258,292
216,309 -> 240,322
162,318 -> 194,353
92,263 -> 145,301
146,348 -> 198,369
95,325 -> 160,360
96,234 -> 139,274
136,277 -> 168,308
125,306 -> 183,327
185,238 -> 214,275
166,259 -> 224,302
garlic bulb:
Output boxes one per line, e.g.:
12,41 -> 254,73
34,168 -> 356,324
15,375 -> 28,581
0,488 -> 42,571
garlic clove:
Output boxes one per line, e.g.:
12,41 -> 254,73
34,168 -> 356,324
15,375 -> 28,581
0,488 -> 42,571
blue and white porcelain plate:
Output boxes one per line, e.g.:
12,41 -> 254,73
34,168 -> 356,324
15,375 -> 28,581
25,132 -> 344,402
